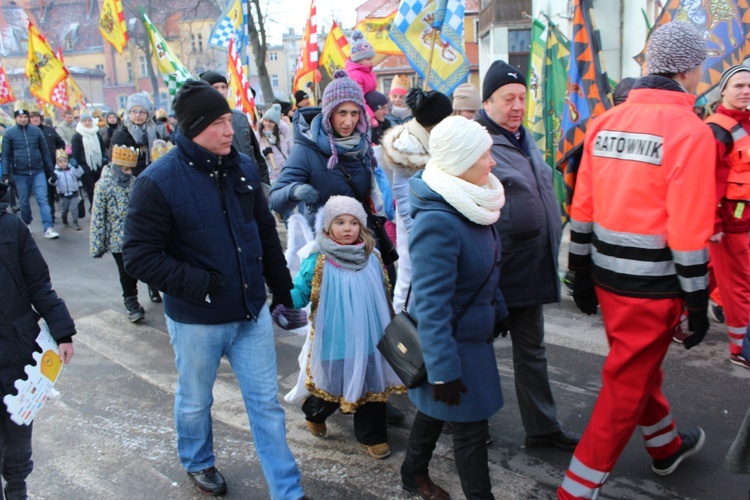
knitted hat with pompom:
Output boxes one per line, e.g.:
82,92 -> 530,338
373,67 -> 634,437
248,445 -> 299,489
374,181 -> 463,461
349,30 -> 375,62
321,69 -> 369,169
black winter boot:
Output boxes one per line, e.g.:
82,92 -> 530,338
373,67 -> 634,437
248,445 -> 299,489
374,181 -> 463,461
124,296 -> 145,323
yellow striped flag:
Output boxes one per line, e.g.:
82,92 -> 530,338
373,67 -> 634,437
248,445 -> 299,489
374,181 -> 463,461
99,0 -> 129,54
354,11 -> 402,55
320,21 -> 350,79
26,21 -> 69,109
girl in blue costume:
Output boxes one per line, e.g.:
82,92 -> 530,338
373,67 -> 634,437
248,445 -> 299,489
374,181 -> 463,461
287,195 -> 405,459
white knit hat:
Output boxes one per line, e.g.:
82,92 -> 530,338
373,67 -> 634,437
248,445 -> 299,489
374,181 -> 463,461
322,195 -> 368,232
428,116 -> 493,176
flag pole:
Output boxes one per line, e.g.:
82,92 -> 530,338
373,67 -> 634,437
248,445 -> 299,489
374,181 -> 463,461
423,28 -> 439,91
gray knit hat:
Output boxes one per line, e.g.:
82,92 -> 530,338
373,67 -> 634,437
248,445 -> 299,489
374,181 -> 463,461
262,103 -> 282,125
719,65 -> 750,93
645,22 -> 707,75
322,195 -> 367,233
126,92 -> 154,115
452,83 -> 481,111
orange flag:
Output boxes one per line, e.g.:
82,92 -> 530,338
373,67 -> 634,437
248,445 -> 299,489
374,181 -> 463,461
228,36 -> 256,121
293,0 -> 319,101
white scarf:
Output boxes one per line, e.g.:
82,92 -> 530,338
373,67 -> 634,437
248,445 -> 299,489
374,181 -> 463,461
75,121 -> 103,171
422,164 -> 505,225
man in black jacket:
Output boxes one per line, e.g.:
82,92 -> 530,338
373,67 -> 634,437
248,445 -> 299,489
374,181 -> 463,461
123,81 -> 304,498
0,181 -> 75,499
199,71 -> 271,186
30,108 -> 65,224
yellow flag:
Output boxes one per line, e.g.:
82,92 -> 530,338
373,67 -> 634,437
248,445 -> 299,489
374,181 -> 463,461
320,21 -> 350,79
99,0 -> 129,54
355,12 -> 402,55
26,21 -> 69,108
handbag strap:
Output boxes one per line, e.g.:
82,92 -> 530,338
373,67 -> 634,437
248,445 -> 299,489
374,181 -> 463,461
404,227 -> 499,328
338,162 -> 374,217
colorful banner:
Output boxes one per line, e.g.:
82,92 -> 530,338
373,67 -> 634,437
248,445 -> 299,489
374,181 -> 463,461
525,18 -> 546,148
354,11 -> 402,55
98,0 -> 128,54
556,0 -> 611,215
26,21 -> 69,109
228,36 -> 256,121
141,9 -> 192,96
0,59 -> 15,105
293,0 -> 319,100
320,21 -> 351,79
389,0 -> 469,95
57,48 -> 89,111
635,0 -> 750,99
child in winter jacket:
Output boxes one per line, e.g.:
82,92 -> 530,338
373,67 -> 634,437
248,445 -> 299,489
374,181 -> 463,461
344,30 -> 379,128
277,196 -> 405,459
48,149 -> 84,229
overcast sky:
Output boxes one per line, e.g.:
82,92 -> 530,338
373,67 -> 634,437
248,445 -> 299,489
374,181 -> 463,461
263,0 -> 360,44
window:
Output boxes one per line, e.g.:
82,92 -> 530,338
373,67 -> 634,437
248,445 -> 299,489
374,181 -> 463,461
65,38 -> 74,51
126,62 -> 133,82
191,33 -> 203,54
271,74 -> 279,88
95,64 -> 104,71
118,95 -> 128,110
508,29 -> 531,77
269,52 -> 278,61
139,56 -> 148,77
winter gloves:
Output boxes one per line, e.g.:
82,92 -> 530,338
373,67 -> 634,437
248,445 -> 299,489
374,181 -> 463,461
572,271 -> 599,315
271,304 -> 308,330
684,308 -> 709,350
292,184 -> 322,204
432,378 -> 468,406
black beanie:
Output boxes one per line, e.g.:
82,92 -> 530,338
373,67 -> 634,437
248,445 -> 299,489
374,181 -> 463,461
365,90 -> 389,112
173,80 -> 232,139
294,90 -> 310,103
481,60 -> 527,102
13,109 -> 29,118
199,70 -> 228,86
277,100 -> 293,116
406,88 -> 452,128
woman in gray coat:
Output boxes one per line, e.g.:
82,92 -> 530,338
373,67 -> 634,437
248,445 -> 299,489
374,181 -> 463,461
402,116 -> 508,500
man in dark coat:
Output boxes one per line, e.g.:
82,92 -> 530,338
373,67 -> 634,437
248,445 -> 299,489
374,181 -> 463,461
122,80 -> 304,498
30,108 -> 65,223
199,71 -> 271,186
0,181 -> 75,499
476,60 -> 580,450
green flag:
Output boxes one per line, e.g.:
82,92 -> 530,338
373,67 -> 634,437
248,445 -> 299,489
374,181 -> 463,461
524,18 -> 546,149
543,22 -> 570,222
140,8 -> 192,95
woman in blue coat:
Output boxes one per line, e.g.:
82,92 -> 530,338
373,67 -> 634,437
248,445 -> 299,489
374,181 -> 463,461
402,116 -> 508,500
269,70 -> 372,229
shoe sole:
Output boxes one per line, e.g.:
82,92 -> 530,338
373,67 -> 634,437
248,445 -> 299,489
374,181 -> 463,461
730,357 -> 750,370
190,482 -> 227,496
652,429 -> 705,476
362,444 -> 390,459
128,315 -> 145,323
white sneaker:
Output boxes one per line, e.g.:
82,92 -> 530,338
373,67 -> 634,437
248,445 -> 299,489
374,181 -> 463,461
43,227 -> 59,239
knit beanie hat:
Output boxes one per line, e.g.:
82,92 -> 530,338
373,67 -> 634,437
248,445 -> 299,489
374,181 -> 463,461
390,75 -> 410,96
278,101 -> 293,116
80,113 -> 93,122
262,103 -> 282,125
173,80 -> 232,140
365,90 -> 389,112
481,60 -> 526,102
349,30 -> 375,62
645,21 -> 707,75
294,90 -> 310,104
719,65 -> 750,94
199,70 -> 228,86
429,116 -> 492,176
452,83 -> 481,111
406,88 -> 452,128
321,70 -> 369,169
126,92 -> 154,115
323,195 -> 368,232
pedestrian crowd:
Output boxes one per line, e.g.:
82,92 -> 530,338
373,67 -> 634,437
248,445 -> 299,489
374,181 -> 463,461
1,20 -> 749,500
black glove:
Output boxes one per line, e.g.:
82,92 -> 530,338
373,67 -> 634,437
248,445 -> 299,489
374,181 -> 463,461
494,317 -> 512,338
262,147 -> 273,156
572,270 -> 598,315
292,184 -> 322,204
432,378 -> 468,406
684,308 -> 709,350
270,291 -> 294,311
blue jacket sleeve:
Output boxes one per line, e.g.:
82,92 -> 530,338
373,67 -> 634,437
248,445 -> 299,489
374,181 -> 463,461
269,146 -> 311,214
2,133 -> 11,177
291,253 -> 319,309
409,213 -> 462,384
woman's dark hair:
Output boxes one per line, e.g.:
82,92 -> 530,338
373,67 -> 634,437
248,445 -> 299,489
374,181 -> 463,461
263,119 -> 281,149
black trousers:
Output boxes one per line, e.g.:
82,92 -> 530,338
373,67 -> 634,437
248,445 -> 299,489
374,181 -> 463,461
402,411 -> 493,500
302,396 -> 387,446
0,411 -> 33,500
112,252 -> 138,299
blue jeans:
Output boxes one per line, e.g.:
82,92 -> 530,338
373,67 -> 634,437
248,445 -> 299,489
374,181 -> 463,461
14,172 -> 53,231
166,305 -> 303,500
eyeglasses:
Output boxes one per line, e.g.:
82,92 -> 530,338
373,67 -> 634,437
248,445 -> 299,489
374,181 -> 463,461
130,110 -> 148,115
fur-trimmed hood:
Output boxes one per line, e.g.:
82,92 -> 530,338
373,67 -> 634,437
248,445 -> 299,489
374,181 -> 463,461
381,119 -> 430,173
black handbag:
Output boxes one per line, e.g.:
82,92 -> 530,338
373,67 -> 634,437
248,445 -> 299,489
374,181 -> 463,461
77,189 -> 85,219
378,234 -> 499,388
337,163 -> 399,266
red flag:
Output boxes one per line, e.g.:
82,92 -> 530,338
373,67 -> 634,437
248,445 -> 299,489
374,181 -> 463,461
0,59 -> 15,105
293,0 -> 319,97
228,36 -> 256,121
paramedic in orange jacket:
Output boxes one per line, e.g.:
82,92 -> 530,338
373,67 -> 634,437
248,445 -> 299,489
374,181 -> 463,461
558,22 -> 714,499
704,65 -> 750,370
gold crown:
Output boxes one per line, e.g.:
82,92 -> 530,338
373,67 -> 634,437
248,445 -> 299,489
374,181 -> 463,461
14,100 -> 32,114
150,139 -> 174,162
55,149 -> 67,161
111,145 -> 138,168
391,74 -> 410,92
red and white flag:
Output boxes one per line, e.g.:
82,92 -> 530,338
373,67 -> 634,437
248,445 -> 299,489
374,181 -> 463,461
293,0 -> 319,99
0,59 -> 15,105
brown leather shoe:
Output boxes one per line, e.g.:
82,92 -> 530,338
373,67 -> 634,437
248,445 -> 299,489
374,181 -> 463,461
402,473 -> 450,500
362,442 -> 390,459
306,421 -> 326,437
